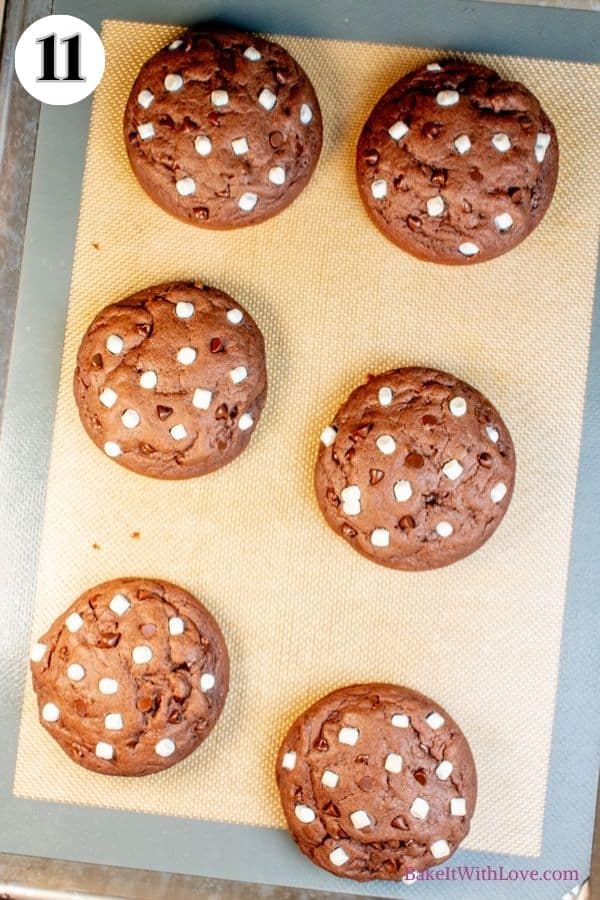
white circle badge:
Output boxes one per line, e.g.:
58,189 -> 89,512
15,15 -> 105,105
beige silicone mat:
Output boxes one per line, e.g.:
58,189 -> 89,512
13,20 -> 600,858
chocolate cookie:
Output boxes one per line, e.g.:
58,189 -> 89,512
74,282 -> 267,479
356,61 -> 558,263
124,27 -> 322,228
30,578 -> 229,776
276,683 -> 477,881
315,367 -> 515,570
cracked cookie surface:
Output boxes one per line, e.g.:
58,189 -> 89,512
276,683 -> 477,881
30,578 -> 229,776
315,367 -> 515,570
74,281 -> 267,479
356,60 -> 558,264
124,27 -> 322,228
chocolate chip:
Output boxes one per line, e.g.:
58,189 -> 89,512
326,487 -> 340,506
517,114 -> 533,131
141,623 -> 157,637
215,403 -> 228,420
315,737 -> 329,751
370,468 -> 384,485
422,121 -> 442,139
157,405 -> 173,421
422,414 -> 438,426
478,452 -> 493,468
140,442 -> 156,455
394,174 -> 410,192
461,198 -> 472,214
210,337 -> 224,353
136,323 -> 151,337
137,695 -> 154,713
97,632 -> 120,648
399,515 -> 415,530
354,423 -> 372,440
469,168 -> 484,182
392,815 -> 409,830
358,776 -> 375,791
431,168 -> 447,186
74,699 -> 87,717
193,206 -> 209,220
344,446 -> 356,462
158,114 -> 175,128
407,214 -> 422,231
193,718 -> 208,735
406,452 -> 424,468
414,768 -> 427,785
323,801 -> 340,817
364,148 -> 380,165
355,754 -> 370,764
269,130 -> 284,148
207,110 -> 220,127
168,708 -> 182,724
509,187 -> 523,204
424,493 -> 438,506
91,353 -> 103,369
342,523 -> 357,538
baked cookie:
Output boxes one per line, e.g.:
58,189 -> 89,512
124,27 -> 322,228
276,683 -> 477,881
30,578 -> 229,776
74,282 -> 267,479
356,61 -> 558,263
315,367 -> 515,570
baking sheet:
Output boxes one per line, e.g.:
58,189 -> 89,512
10,17 -> 600,866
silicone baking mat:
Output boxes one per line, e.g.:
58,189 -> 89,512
1,1 -> 599,897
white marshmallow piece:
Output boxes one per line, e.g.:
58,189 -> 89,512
322,769 -> 339,788
282,751 -> 296,770
410,797 -> 430,820
195,135 -> 212,156
109,593 -> 130,615
238,192 -> 258,212
155,738 -> 176,758
137,123 -> 155,141
300,103 -> 313,125
227,308 -> 244,325
388,120 -> 409,141
99,387 -> 117,408
65,612 -> 83,633
132,645 -> 152,665
449,396 -> 467,417
121,408 -> 140,429
232,137 -> 249,156
492,132 -> 511,153
320,425 -> 337,447
430,839 -> 450,859
385,752 -> 403,774
105,713 -> 123,731
30,642 -> 47,663
427,196 -> 444,217
168,39 -> 183,50
67,663 -> 85,682
451,798 -> 466,816
211,89 -> 229,107
244,46 -> 261,61
442,458 -> 463,480
376,434 -> 396,455
391,713 -> 410,728
458,242 -> 479,256
350,810 -> 372,830
177,346 -> 197,365
168,617 -> 185,636
137,89 -> 153,109
490,482 -> 507,503
495,212 -> 514,232
341,485 -> 361,504
371,528 -> 390,548
170,424 -> 188,441
454,134 -> 471,155
139,370 -> 158,389
393,480 -> 413,502
175,301 -> 194,319
42,702 -> 60,722
426,711 -> 446,729
164,73 -> 183,92
230,366 -> 248,384
378,386 -> 393,406
95,741 -> 114,760
535,132 -> 551,163
192,388 -> 213,410
200,672 -> 215,692
427,63 -> 443,72
104,441 -> 121,458
258,88 -> 277,111
436,521 -> 453,538
106,334 -> 123,355
99,677 -> 118,695
436,90 -> 459,107
176,177 -> 196,196
294,804 -> 316,824
338,726 -> 359,746
371,179 -> 387,200
268,166 -> 286,186
329,847 -> 349,867
436,760 -> 453,780
486,425 -> 499,443
238,413 -> 254,431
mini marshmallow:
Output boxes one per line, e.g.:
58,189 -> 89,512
232,137 -> 249,156
67,663 -> 85,682
109,593 -> 130,615
491,482 -> 507,503
137,89 -> 153,109
155,738 -> 176,757
170,424 -> 188,441
376,434 -> 396,455
394,480 -> 413,502
106,334 -> 123,355
99,677 -> 118,695
176,177 -> 196,196
385,753 -> 403,774
454,134 -> 471,155
195,135 -> 212,156
442,459 -> 463,480
95,741 -> 114,760
436,760 -> 453,780
371,528 -> 390,548
230,366 -> 248,384
139,370 -> 158,389
341,485 -> 361,503
121,408 -> 140,429
495,212 -> 513,232
322,769 -> 339,788
350,810 -> 372,829
282,751 -> 296,770
238,192 -> 258,212
65,612 -> 83,633
343,500 -> 361,516
430,839 -> 450,859
295,805 -> 316,824
320,425 -> 337,446
451,798 -> 466,816
300,103 -> 313,124
449,396 -> 467,417
200,672 -> 215,692
227,308 -> 244,325
177,346 -> 197,365
268,166 -> 286,185
211,89 -> 229,107
535,132 -> 551,163
458,242 -> 479,256
492,132 -> 511,152
132,645 -> 152,664
164,73 -> 183,91
258,88 -> 277,111
175,301 -> 194,318
244,46 -> 261,61
391,713 -> 410,728
168,617 -> 185,636
486,425 -> 499,443
238,413 -> 254,431
378,386 -> 393,406
410,797 -> 429,819
42,702 -> 59,722
427,196 -> 444,217
436,90 -> 459,106
192,388 -> 213,410
338,726 -> 359,746
105,713 -> 123,731
329,847 -> 349,867
371,179 -> 387,200
30,642 -> 47,663
388,120 -> 409,141
436,521 -> 453,538
99,387 -> 117,408
427,63 -> 443,71
104,441 -> 121,458
168,39 -> 183,50
426,711 -> 445,729
137,123 -> 155,140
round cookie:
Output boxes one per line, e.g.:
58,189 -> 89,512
356,60 -> 558,264
315,367 -> 515,570
74,282 -> 267,479
30,578 -> 229,776
276,683 -> 477,881
124,27 -> 322,228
